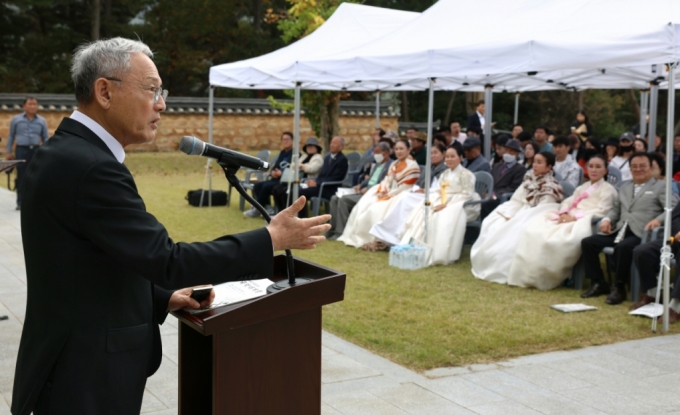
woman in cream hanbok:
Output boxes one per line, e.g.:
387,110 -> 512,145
338,139 -> 420,248
399,146 -> 480,265
471,152 -> 564,284
369,143 -> 448,246
508,154 -> 617,290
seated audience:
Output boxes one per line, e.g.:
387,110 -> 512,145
523,142 -> 540,169
466,127 -> 482,139
534,126 -> 554,153
508,155 -> 617,290
272,137 -> 324,212
632,203 -> 680,321
568,133 -> 581,160
399,146 -> 480,265
450,121 -> 467,145
580,152 -> 677,304
410,132 -> 427,165
370,143 -> 449,245
610,132 -> 635,181
553,136 -> 582,187
481,139 -> 527,218
245,131 -> 293,217
297,136 -> 349,218
604,137 -> 619,163
354,128 -> 385,185
490,134 -> 510,167
433,134 -> 449,149
471,152 -> 563,284
338,139 -> 420,248
517,131 -> 534,150
511,123 -> 523,140
462,137 -> 491,174
634,138 -> 647,153
649,152 -> 680,196
326,142 -> 393,240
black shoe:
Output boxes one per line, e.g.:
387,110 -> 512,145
324,230 -> 335,239
581,283 -> 610,298
605,285 -> 627,305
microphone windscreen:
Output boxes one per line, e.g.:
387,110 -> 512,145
179,136 -> 204,156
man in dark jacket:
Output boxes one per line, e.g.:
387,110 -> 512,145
245,132 -> 294,217
12,37 -> 330,415
481,139 -> 526,218
632,202 -> 680,319
297,135 -> 349,218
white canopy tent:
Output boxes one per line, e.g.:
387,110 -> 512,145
208,0 -> 679,330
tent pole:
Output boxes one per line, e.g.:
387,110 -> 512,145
639,89 -> 649,142
375,91 -> 381,129
292,83 -> 301,201
483,85 -> 494,161
208,86 -> 214,207
662,63 -> 676,333
424,78 -> 434,246
513,92 -> 520,125
649,81 -> 659,152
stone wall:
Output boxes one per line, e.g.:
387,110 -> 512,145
0,111 -> 399,153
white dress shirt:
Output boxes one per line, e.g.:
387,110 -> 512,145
477,111 -> 486,129
70,110 -> 125,163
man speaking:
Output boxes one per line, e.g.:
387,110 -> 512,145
11,38 -> 331,415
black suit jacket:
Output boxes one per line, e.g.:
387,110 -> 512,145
314,152 -> 349,199
467,112 -> 482,131
12,118 -> 273,415
491,162 -> 527,196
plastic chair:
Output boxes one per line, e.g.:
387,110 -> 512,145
607,165 -> 622,187
560,180 -> 576,199
577,168 -> 584,186
310,152 -> 362,217
460,171 -> 494,254
233,149 -> 271,211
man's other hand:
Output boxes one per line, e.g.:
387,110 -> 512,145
645,219 -> 662,231
599,219 -> 612,234
267,196 -> 331,251
168,285 -> 215,311
5,153 -> 14,160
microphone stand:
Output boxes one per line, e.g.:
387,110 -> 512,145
220,161 -> 311,293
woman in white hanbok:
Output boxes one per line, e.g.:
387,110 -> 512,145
400,146 -> 480,265
338,139 -> 420,248
471,152 -> 564,284
508,155 -> 617,290
369,143 -> 448,246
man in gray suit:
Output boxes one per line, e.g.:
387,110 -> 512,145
581,152 -> 678,305
326,142 -> 392,239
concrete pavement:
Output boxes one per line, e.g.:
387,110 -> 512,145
1,187 -> 680,414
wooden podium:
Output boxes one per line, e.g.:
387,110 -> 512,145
171,254 -> 346,415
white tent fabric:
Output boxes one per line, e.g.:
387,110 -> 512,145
209,3 -> 420,91
285,0 -> 680,90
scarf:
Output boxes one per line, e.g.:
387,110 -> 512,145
522,170 -> 563,207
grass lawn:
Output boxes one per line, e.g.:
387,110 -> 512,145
12,152 -> 675,371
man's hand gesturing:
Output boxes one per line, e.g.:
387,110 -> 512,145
267,196 -> 331,251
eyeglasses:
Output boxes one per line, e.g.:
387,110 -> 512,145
105,77 -> 169,103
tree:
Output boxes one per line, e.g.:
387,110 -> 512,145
266,0 -> 354,149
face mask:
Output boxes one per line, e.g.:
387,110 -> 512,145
374,153 -> 384,163
620,144 -> 633,152
503,153 -> 516,164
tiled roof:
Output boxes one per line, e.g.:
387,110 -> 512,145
0,93 -> 398,117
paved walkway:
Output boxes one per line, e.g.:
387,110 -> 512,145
1,186 -> 680,414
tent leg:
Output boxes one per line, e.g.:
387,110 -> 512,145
513,93 -> 520,125
208,86 -> 214,207
423,79 -> 435,245
292,83 -> 301,201
662,63 -> 677,333
483,85 -> 494,161
639,89 -> 649,141
649,81 -> 659,152
375,91 -> 381,129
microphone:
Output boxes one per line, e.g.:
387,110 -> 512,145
179,136 -> 269,171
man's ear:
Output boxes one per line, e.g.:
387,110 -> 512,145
92,78 -> 113,110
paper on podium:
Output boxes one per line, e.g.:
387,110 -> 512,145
185,279 -> 271,314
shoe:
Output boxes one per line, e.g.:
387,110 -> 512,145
605,285 -> 627,305
629,293 -> 656,311
264,206 -> 276,216
657,308 -> 680,324
244,207 -> 261,218
324,230 -> 335,239
329,233 -> 340,241
581,283 -> 610,298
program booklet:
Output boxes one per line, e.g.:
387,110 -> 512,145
185,279 -> 271,314
550,303 -> 598,313
628,303 -> 663,319
335,187 -> 358,198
